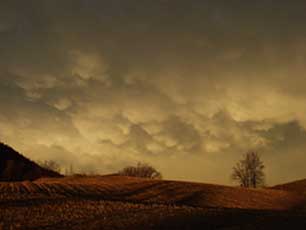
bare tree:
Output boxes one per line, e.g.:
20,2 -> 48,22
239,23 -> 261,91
231,152 -> 265,188
119,162 -> 162,179
64,164 -> 74,176
38,160 -> 61,174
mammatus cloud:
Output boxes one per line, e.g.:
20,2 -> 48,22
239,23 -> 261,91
1,1 -> 306,185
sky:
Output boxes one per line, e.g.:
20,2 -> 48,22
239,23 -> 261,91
1,0 -> 306,185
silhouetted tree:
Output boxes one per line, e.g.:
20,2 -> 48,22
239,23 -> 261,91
231,152 -> 265,188
64,164 -> 74,176
119,162 -> 162,179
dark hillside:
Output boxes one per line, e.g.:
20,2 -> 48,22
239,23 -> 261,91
0,142 -> 61,181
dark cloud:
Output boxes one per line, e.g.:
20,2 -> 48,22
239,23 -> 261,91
255,121 -> 306,184
157,116 -> 203,153
260,121 -> 306,151
1,1 -> 306,185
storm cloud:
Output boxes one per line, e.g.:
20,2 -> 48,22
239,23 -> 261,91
1,0 -> 306,185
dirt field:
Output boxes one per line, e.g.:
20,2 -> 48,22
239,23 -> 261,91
0,176 -> 305,229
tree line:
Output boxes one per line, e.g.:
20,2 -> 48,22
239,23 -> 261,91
38,151 -> 265,188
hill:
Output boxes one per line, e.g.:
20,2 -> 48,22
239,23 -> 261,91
0,142 -> 61,181
272,179 -> 306,195
20,175 -> 302,210
0,174 -> 304,211
0,175 -> 306,229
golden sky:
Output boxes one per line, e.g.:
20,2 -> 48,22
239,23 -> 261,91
1,1 -> 306,185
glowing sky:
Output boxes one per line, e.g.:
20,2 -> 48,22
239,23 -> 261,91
1,1 -> 306,185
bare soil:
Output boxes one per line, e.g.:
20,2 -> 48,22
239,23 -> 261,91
0,175 -> 305,229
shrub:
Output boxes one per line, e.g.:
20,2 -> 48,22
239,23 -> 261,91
119,162 -> 162,179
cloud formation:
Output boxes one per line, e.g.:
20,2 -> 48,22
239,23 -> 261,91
1,1 -> 306,184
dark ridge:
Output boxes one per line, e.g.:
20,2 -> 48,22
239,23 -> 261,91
0,142 -> 62,181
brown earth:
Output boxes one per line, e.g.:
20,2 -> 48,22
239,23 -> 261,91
0,175 -> 305,229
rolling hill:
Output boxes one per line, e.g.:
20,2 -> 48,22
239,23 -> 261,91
0,175 -> 305,229
4,175 -> 301,210
272,179 -> 306,195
